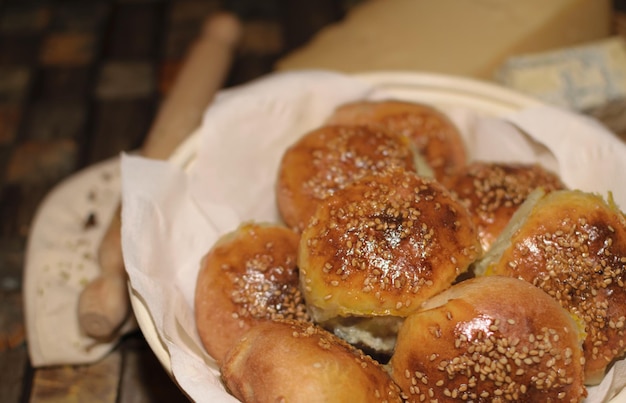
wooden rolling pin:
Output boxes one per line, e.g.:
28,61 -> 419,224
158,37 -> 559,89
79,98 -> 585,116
77,12 -> 242,340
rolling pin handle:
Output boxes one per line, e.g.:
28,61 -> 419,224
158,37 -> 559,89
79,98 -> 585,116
78,11 -> 242,340
78,273 -> 129,340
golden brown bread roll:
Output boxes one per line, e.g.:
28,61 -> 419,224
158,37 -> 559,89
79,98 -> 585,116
325,100 -> 467,181
441,162 -> 566,251
299,167 -> 482,323
221,319 -> 404,403
389,276 -> 587,402
276,124 -> 418,232
475,189 -> 626,385
194,222 -> 309,364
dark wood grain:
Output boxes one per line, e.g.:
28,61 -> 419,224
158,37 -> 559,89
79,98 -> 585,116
118,334 -> 189,403
29,351 -> 121,402
0,345 -> 29,402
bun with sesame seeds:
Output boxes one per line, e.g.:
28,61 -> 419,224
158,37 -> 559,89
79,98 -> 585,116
276,124 -> 420,233
221,319 -> 404,403
474,189 -> 626,385
440,161 -> 566,251
194,222 -> 310,364
389,276 -> 587,402
298,167 -> 482,355
325,100 -> 467,181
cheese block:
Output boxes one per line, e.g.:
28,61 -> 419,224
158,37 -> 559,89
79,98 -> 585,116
495,37 -> 626,110
276,0 -> 612,80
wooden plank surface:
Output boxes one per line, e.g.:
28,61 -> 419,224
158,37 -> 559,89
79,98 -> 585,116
30,352 -> 121,403
0,345 -> 29,402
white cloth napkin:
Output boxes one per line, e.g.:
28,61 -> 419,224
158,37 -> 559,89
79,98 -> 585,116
24,157 -> 136,366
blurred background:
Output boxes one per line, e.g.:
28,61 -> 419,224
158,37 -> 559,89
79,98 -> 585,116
1,0 -> 626,401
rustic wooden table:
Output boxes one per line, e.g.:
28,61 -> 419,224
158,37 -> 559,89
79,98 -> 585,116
1,1 -> 626,402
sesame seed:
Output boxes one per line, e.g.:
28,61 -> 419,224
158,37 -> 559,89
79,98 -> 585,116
491,199 -> 626,374
301,167 -> 481,318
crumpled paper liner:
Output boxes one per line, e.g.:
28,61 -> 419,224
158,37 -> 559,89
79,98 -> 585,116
120,70 -> 626,402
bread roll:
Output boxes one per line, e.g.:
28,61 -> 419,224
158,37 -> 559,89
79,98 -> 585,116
389,276 -> 587,402
299,167 -> 481,323
326,100 -> 466,180
194,222 -> 309,364
475,189 -> 626,384
441,162 -> 566,251
276,124 -> 418,232
221,319 -> 404,403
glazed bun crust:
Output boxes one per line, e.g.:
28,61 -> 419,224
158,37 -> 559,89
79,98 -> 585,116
299,168 -> 482,322
194,223 -> 309,364
276,124 -> 417,232
326,100 -> 466,180
478,190 -> 626,384
389,276 -> 587,403
441,162 -> 566,251
221,319 -> 403,403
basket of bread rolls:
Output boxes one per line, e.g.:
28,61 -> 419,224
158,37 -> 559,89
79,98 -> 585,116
120,70 -> 626,402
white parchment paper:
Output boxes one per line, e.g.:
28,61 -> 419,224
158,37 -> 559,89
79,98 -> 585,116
120,70 -> 626,403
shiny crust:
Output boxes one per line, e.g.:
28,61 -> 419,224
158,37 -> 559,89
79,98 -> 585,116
221,319 -> 403,402
194,223 -> 309,364
441,162 -> 566,251
276,124 -> 417,232
389,276 -> 587,402
326,100 -> 467,180
298,168 -> 482,322
478,190 -> 626,384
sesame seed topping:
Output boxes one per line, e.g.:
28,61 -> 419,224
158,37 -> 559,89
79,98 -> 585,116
297,125 -> 417,207
301,167 -> 481,317
220,226 -> 310,324
495,197 -> 626,373
396,315 -> 582,402
443,162 -> 565,250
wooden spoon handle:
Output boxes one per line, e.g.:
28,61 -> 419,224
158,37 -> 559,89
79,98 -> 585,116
78,12 -> 242,340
